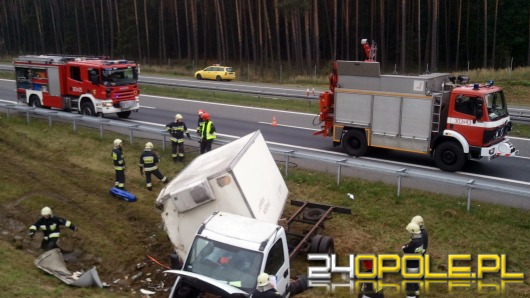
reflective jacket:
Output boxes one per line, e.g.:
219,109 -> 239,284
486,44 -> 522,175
112,147 -> 125,170
197,116 -> 205,133
200,120 -> 216,140
139,149 -> 160,172
166,121 -> 189,142
29,216 -> 76,240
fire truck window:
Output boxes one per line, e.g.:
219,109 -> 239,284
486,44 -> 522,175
70,67 -> 81,82
454,96 -> 475,116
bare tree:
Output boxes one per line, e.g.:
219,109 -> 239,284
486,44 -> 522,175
483,0 -> 487,68
418,0 -> 422,74
455,0 -> 462,69
431,0 -> 439,71
313,0 -> 320,68
491,0 -> 498,67
173,0 -> 182,60
401,0 -> 406,73
143,0 -> 150,62
133,0 -> 142,61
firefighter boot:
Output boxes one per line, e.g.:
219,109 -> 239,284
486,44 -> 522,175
173,157 -> 178,163
147,186 -> 153,191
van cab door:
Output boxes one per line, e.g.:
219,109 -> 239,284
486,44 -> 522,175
262,231 -> 290,296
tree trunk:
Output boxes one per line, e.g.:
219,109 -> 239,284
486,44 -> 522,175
191,0 -> 198,63
304,5 -> 312,73
430,0 -> 438,71
247,0 -> 257,64
274,0 -> 281,62
143,0 -> 150,62
456,0 -> 462,69
483,0 -> 487,68
34,1 -> 45,52
491,0 -> 498,67
263,0 -> 273,64
418,0 -> 422,74
75,2 -> 81,54
380,0 -> 386,68
333,0 -> 337,60
133,0 -> 142,61
313,0 -> 320,68
236,0 -> 243,65
173,0 -> 181,60
401,0 -> 406,73
344,0 -> 349,60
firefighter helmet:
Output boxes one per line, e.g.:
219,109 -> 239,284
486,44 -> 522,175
175,114 -> 183,121
198,109 -> 205,115
411,215 -> 424,227
201,112 -> 210,121
114,139 -> 123,147
257,272 -> 270,287
406,222 -> 421,235
41,206 -> 52,216
145,142 -> 154,149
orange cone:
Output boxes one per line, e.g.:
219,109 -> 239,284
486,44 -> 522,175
272,116 -> 277,126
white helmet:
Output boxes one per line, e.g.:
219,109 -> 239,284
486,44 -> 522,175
175,114 -> 183,120
145,142 -> 154,149
114,139 -> 123,147
41,206 -> 52,216
411,215 -> 424,227
257,272 -> 270,287
406,222 -> 421,235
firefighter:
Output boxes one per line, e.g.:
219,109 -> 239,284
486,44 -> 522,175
411,215 -> 428,253
199,112 -> 216,154
166,114 -> 192,162
112,139 -> 126,190
28,207 -> 78,251
197,109 -> 206,134
358,260 -> 384,298
139,142 -> 168,191
251,272 -> 282,298
402,222 -> 425,298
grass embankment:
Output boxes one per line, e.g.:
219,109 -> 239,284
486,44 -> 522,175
0,111 -> 529,297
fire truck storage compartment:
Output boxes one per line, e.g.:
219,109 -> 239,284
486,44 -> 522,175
15,66 -> 61,97
335,92 -> 433,153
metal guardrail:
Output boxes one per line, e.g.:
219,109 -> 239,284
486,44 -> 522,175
1,102 -> 530,212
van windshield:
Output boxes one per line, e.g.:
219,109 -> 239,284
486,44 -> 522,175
101,67 -> 137,86
184,236 -> 263,293
485,91 -> 508,121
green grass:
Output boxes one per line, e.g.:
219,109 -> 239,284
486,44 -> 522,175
0,114 -> 528,297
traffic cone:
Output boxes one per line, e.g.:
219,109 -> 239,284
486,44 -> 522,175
272,116 -> 277,126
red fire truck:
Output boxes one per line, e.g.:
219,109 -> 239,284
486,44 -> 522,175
314,40 -> 517,172
14,55 -> 140,118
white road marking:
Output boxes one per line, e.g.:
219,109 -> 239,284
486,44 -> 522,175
140,94 -> 314,115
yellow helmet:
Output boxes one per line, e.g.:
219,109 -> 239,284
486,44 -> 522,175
175,114 -> 183,121
113,139 -> 123,147
257,272 -> 270,287
41,206 -> 52,216
411,215 -> 424,227
406,222 -> 421,235
145,142 -> 154,149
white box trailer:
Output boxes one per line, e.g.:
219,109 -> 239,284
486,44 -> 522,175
155,130 -> 289,260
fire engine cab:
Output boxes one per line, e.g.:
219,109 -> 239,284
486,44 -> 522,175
314,40 -> 517,172
14,55 -> 140,118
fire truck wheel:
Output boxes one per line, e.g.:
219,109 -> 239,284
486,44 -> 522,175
196,74 -> 202,80
309,235 -> 323,253
342,129 -> 368,157
80,102 -> 96,116
29,95 -> 41,108
434,141 -> 465,172
117,111 -> 132,118
317,236 -> 334,254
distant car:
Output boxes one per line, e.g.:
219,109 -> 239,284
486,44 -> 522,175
194,65 -> 236,81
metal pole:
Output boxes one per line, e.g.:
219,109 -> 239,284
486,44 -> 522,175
285,155 -> 289,177
396,168 -> 407,197
73,118 -> 77,132
466,179 -> 474,212
48,115 -> 53,127
26,111 -> 30,124
337,164 -> 342,185
99,123 -> 104,138
129,128 -> 134,144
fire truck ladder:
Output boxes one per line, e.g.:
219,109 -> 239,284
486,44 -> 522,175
431,94 -> 442,133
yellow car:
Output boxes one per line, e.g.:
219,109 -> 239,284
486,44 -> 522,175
194,65 -> 236,81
